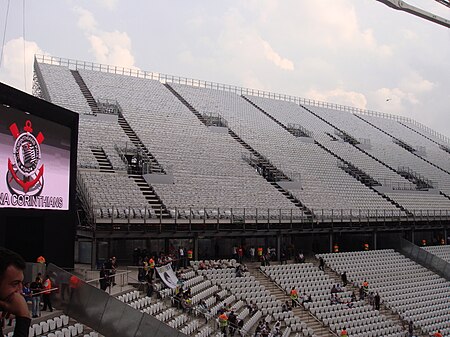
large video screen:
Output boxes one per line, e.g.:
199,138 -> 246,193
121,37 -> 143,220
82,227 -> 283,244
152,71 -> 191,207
0,104 -> 71,210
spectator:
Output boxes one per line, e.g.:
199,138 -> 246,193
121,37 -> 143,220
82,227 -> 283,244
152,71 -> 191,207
260,254 -> 268,267
178,247 -> 185,269
282,300 -> 291,312
331,285 -> 338,294
146,279 -> 154,298
319,257 -> 325,271
341,271 -> 348,287
359,285 -> 365,300
0,247 -> 31,336
249,247 -> 255,262
408,321 -> 414,337
248,301 -> 257,316
330,293 -> 338,305
297,251 -> 305,263
368,292 -> 374,306
104,256 -> 117,286
237,247 -> 243,264
197,299 -> 209,324
30,276 -> 42,318
374,293 -> 380,310
302,293 -> 312,305
99,264 -> 109,291
21,282 -> 32,303
280,250 -> 287,265
228,310 -> 237,336
272,320 -> 282,337
235,265 -> 243,278
340,327 -> 348,337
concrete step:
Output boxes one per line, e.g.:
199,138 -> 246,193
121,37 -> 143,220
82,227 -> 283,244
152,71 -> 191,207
306,256 -> 414,337
246,263 -> 335,337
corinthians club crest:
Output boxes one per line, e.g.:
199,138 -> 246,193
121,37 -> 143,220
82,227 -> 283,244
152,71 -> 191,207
6,120 -> 45,195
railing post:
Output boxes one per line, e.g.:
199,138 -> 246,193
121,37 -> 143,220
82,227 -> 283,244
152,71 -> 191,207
159,206 -> 162,232
189,207 -> 192,231
217,207 -> 220,229
144,206 -> 147,225
290,209 -> 293,230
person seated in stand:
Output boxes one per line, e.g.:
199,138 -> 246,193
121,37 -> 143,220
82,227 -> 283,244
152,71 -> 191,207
255,321 -> 265,335
282,300 -> 292,312
235,265 -> 243,278
197,299 -> 209,323
336,284 -> 344,292
183,287 -> 191,298
247,300 -> 257,316
272,320 -> 282,337
199,261 -> 207,270
21,282 -> 32,304
340,327 -> 348,337
240,264 -> 248,273
302,293 -> 312,305
359,285 -> 365,300
330,293 -> 338,305
368,292 -> 374,306
331,284 -> 338,294
182,296 -> 192,314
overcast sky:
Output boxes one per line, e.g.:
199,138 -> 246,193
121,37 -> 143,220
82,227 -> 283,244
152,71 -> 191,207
0,0 -> 449,135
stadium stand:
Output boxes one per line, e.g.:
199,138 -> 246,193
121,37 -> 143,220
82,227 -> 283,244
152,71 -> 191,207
422,244 -> 450,263
33,56 -> 450,224
261,263 -> 406,337
28,55 -> 450,336
169,83 -> 401,218
318,250 -> 450,337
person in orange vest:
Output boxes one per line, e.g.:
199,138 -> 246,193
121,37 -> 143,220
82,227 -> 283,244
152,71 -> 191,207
41,275 -> 53,312
340,327 -> 348,337
290,287 -> 299,308
36,256 -> 46,264
362,280 -> 369,296
187,249 -> 193,266
257,247 -> 263,258
433,330 -> 443,337
218,312 -> 228,335
148,256 -> 155,281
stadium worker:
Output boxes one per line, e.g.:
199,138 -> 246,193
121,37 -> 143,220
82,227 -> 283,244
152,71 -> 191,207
0,247 -> 31,337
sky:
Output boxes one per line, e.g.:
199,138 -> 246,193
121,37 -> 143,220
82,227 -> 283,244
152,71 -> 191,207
0,0 -> 449,135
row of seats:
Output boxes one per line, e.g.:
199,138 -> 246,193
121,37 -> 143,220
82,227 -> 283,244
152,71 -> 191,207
318,250 -> 450,337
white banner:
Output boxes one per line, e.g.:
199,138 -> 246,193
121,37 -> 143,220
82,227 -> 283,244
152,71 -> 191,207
156,263 -> 178,289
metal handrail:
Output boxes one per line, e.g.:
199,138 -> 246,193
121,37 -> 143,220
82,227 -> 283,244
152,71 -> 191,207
34,54 -> 450,145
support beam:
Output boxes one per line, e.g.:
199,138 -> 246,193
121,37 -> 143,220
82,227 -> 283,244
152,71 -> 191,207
375,0 -> 450,28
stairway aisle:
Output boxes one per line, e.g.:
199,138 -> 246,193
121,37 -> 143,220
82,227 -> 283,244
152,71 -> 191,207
128,174 -> 170,219
246,262 -> 335,337
118,115 -> 164,174
91,147 -> 115,173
